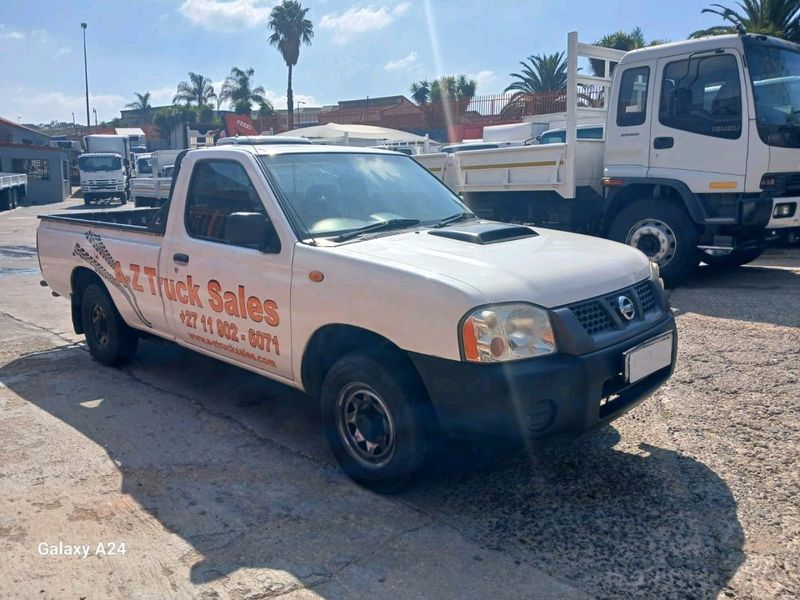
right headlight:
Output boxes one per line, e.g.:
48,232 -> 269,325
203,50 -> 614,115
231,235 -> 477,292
460,303 -> 556,363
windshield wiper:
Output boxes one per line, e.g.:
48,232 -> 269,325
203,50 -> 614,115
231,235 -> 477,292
334,218 -> 421,242
433,211 -> 477,228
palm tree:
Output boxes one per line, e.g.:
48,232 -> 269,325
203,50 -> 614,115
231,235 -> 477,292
220,67 -> 267,116
410,80 -> 431,105
591,28 -> 668,76
125,91 -> 153,124
258,98 -> 275,116
691,0 -> 800,40
454,74 -> 477,102
505,52 -> 568,95
268,0 -> 314,130
173,72 -> 217,106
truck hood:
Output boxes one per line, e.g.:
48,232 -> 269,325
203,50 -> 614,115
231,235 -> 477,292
338,225 -> 652,308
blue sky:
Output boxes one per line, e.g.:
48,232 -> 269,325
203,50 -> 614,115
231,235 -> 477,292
1,0 -> 726,124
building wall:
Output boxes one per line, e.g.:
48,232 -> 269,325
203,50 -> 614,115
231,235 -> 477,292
0,144 -> 70,204
0,121 -> 52,146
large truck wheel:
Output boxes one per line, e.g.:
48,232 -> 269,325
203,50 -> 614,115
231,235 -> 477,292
8,188 -> 17,209
120,190 -> 129,205
321,351 -> 436,493
700,246 -> 764,269
84,194 -> 94,205
81,284 -> 138,366
608,200 -> 699,288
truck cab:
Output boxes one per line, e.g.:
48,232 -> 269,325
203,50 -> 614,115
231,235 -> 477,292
80,134 -> 131,205
602,33 -> 796,275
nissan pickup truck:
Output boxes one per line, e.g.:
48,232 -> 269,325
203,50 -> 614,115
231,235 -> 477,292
37,144 -> 677,490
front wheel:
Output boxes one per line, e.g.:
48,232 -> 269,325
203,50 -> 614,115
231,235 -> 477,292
700,246 -> 764,269
81,284 -> 138,366
84,194 -> 94,205
321,352 -> 436,492
608,200 -> 699,288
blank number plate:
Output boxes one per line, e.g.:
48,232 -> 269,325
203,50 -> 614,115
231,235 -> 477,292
624,332 -> 673,383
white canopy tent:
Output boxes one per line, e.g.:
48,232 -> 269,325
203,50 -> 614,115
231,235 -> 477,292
276,123 -> 437,152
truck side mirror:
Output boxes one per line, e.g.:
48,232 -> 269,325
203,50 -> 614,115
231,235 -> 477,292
225,212 -> 281,253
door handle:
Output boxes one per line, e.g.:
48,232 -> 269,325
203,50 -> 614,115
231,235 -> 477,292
173,253 -> 189,265
653,136 -> 674,149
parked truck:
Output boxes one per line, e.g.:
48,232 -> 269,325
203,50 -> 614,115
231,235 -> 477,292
130,150 -> 182,207
80,134 -> 131,205
0,172 -> 27,211
415,31 -> 797,286
37,144 -> 676,489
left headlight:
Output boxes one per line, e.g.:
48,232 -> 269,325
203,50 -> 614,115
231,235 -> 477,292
460,303 -> 556,363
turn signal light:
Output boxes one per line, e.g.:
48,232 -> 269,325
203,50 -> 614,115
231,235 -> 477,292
602,177 -> 624,187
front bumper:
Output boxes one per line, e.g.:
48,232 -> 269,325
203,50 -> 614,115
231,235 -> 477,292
410,315 -> 677,440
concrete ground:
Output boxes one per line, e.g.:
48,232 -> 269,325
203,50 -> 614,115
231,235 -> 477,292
0,197 -> 797,599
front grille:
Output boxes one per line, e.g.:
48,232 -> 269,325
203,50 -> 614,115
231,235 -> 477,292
569,280 -> 659,335
571,300 -> 614,334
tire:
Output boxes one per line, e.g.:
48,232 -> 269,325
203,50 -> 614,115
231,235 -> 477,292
700,246 -> 764,269
608,199 -> 699,288
84,195 -> 94,205
120,190 -> 129,205
8,188 -> 17,209
321,351 -> 436,492
81,283 -> 138,366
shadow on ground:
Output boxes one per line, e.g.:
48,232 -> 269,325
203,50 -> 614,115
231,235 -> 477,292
671,259 -> 800,327
0,338 -> 745,599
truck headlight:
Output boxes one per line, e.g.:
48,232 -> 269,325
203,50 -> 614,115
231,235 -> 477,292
460,303 -> 556,363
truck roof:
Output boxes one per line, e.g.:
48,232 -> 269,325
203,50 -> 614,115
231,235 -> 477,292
620,33 -> 796,65
188,144 -> 399,157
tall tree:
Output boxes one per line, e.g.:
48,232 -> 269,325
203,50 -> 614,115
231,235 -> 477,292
504,52 -> 568,95
691,0 -> 800,41
426,75 -> 478,103
173,72 -> 217,106
125,92 -> 153,124
220,67 -> 267,116
410,80 -> 431,105
268,0 -> 314,130
591,27 -> 667,76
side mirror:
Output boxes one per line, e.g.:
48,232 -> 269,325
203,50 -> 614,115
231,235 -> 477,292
225,212 -> 281,253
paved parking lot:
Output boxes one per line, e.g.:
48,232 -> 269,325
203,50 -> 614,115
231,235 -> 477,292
1,198 -> 798,599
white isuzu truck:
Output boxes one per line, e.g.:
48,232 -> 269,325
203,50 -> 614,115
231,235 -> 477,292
416,31 -> 799,286
80,134 -> 131,205
37,144 -> 676,490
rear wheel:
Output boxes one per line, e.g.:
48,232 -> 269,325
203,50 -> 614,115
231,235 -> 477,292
321,352 -> 436,492
84,194 -> 94,205
8,189 -> 17,209
609,200 -> 699,288
81,284 -> 138,366
700,246 -> 764,269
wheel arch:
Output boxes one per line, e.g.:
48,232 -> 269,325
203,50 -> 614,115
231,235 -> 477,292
69,267 -> 105,334
300,324 -> 416,398
604,178 -> 707,232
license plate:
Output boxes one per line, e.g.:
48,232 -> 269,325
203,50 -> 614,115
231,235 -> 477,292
624,332 -> 673,383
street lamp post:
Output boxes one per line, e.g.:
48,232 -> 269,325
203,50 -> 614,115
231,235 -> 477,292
92,108 -> 97,127
81,22 -> 90,127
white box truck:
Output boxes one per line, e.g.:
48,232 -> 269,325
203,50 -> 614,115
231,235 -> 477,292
415,30 -> 796,286
80,134 -> 131,205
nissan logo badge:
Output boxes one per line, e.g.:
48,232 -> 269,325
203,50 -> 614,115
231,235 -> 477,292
617,295 -> 636,321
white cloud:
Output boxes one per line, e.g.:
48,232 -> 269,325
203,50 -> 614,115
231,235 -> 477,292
179,0 -> 276,32
1,28 -> 47,42
469,70 -> 495,92
1,31 -> 25,40
384,50 -> 418,71
55,46 -> 73,57
319,2 -> 410,44
8,87 -> 128,124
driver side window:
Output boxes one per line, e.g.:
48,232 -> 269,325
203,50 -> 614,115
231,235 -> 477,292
185,160 -> 266,245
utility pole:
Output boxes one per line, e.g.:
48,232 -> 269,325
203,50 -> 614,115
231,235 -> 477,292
81,22 -> 90,127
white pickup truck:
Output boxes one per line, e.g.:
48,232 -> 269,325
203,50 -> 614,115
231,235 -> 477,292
37,144 -> 677,489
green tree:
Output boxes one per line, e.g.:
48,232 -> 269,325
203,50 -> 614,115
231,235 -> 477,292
691,0 -> 800,41
504,52 -> 568,94
153,105 -> 197,142
410,80 -> 431,105
258,98 -> 275,116
591,27 -> 667,76
426,74 -> 478,102
173,72 -> 217,106
125,91 -> 153,124
268,0 -> 314,130
220,67 -> 267,116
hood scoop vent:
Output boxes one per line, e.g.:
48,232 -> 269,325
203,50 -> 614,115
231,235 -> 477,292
428,222 -> 538,245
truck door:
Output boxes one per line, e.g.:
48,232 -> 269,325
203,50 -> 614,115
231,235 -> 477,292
605,64 -> 654,176
161,155 -> 294,381
649,50 -> 748,190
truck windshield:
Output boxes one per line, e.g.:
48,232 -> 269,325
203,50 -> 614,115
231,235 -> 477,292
79,155 -> 122,172
259,152 -> 471,238
744,39 -> 800,148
